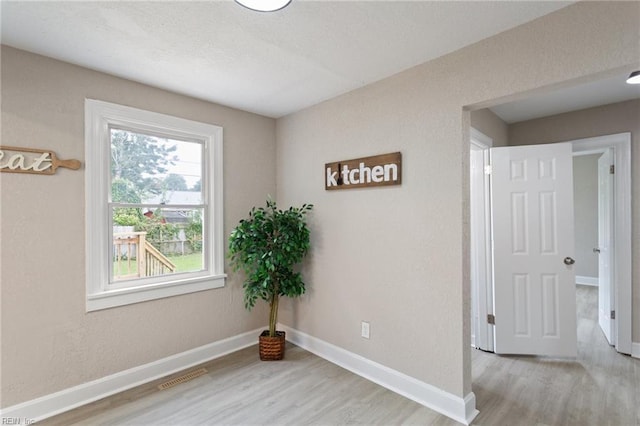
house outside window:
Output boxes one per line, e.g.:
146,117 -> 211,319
85,100 -> 224,311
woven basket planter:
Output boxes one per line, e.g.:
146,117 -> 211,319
259,330 -> 286,361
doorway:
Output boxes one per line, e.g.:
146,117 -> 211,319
573,153 -> 600,291
571,133 -> 631,354
469,132 -> 632,356
573,148 -> 616,346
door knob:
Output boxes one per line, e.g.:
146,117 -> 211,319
564,257 -> 576,265
593,248 -> 601,253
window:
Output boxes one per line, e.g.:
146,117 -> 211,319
85,100 -> 224,311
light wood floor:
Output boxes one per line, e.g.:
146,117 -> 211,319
40,286 -> 638,425
470,285 -> 639,425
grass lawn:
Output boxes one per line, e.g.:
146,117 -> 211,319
113,252 -> 203,276
168,252 -> 203,272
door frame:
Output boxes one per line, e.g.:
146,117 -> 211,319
469,128 -> 494,352
470,132 -> 632,355
571,133 -> 632,354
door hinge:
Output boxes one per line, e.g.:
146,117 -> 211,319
487,314 -> 495,325
611,310 -> 615,320
484,165 -> 492,175
610,165 -> 615,174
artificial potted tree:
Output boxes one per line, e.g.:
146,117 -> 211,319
229,199 -> 313,360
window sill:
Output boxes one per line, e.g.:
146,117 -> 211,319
86,274 -> 226,312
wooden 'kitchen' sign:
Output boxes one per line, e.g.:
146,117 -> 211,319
325,152 -> 401,190
0,146 -> 81,175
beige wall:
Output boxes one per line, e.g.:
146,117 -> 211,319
276,1 -> 639,398
573,154 -> 600,279
1,46 -> 276,407
509,99 -> 640,343
470,108 -> 509,147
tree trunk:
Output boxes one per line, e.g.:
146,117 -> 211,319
269,293 -> 279,337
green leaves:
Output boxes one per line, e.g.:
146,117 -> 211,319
110,129 -> 178,196
228,199 -> 313,336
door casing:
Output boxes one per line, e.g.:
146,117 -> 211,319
470,128 -> 494,352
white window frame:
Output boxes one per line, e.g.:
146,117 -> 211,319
85,99 -> 225,312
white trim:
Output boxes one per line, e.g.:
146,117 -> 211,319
470,128 -> 494,352
280,324 -> 478,425
84,99 -> 225,311
470,128 -> 493,148
576,276 -> 599,287
86,274 -> 227,311
0,327 -> 264,422
631,342 -> 640,359
572,133 -> 632,355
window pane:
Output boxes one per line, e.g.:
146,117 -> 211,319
110,128 -> 203,204
112,207 -> 204,282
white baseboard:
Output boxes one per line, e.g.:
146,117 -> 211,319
576,275 -> 598,286
279,324 -> 478,425
632,342 -> 640,359
0,327 -> 264,422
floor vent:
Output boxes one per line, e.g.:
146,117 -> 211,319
158,367 -> 208,390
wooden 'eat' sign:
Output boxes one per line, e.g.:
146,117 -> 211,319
325,152 -> 401,190
0,146 -> 81,175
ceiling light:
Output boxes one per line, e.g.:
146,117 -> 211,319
626,70 -> 640,84
235,0 -> 292,12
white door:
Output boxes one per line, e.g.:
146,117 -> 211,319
491,142 -> 577,357
597,149 -> 615,345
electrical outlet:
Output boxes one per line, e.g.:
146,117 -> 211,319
361,321 -> 370,339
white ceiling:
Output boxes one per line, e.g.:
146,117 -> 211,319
491,74 -> 640,123
3,0 -> 634,121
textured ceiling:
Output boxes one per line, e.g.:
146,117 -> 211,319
1,1 -> 576,118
